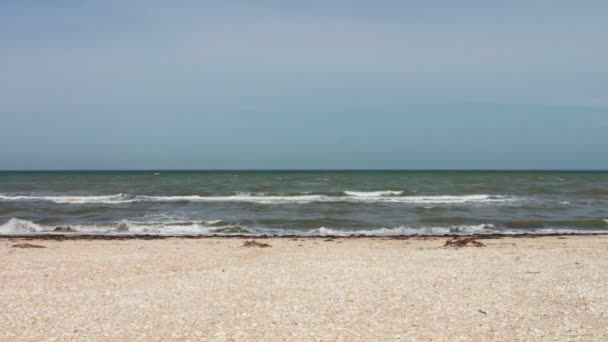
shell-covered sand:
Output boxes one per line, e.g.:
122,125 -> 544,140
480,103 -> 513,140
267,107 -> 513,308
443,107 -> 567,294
2,235 -> 608,341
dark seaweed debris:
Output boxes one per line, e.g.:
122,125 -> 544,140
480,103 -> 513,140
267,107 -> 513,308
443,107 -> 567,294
53,226 -> 75,232
0,232 -> 605,241
444,237 -> 486,247
242,240 -> 271,248
12,243 -> 46,248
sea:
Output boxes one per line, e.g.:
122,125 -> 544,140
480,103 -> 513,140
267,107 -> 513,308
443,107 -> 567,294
1,171 -> 607,236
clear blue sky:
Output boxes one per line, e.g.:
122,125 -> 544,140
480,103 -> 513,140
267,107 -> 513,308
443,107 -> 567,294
1,1 -> 607,169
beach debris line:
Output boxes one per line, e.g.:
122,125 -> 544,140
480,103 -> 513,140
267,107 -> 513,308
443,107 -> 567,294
242,240 -> 271,248
12,243 -> 46,248
444,237 -> 486,247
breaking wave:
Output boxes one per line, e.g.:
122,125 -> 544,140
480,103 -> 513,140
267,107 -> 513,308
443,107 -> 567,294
0,218 -> 255,236
0,218 -> 45,234
343,190 -> 404,197
0,193 -> 516,205
1,218 -> 607,236
0,194 -> 134,204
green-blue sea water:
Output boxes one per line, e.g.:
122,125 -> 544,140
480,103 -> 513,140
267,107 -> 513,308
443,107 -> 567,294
1,171 -> 607,235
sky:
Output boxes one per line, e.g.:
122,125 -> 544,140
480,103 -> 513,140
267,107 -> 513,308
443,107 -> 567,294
1,1 -> 607,170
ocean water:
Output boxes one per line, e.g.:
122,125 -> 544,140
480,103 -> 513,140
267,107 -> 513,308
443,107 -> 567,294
1,171 -> 607,236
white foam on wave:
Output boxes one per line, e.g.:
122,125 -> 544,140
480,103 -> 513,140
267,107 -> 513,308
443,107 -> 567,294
306,224 -> 608,236
343,190 -> 403,197
116,193 -> 514,205
118,221 -> 224,235
307,224 -> 495,236
2,218 -> 607,236
0,218 -> 45,234
0,194 -> 135,204
0,193 -> 516,205
0,218 -> 249,236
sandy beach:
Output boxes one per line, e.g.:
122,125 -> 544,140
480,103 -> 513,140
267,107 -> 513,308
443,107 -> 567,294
2,235 -> 608,341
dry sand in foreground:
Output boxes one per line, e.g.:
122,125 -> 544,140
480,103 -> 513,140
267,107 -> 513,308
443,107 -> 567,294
2,235 -> 608,341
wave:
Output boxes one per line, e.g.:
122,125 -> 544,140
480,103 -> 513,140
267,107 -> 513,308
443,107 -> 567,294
0,218 -> 45,233
2,218 -> 607,236
0,218 -> 254,235
0,193 -> 516,205
0,194 -> 135,204
307,225 -> 493,236
343,190 -> 404,197
422,217 -> 608,229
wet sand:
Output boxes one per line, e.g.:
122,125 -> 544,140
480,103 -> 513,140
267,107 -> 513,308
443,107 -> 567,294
2,235 -> 608,340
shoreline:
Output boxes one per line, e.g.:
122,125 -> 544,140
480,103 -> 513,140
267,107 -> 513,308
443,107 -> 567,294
1,231 -> 607,240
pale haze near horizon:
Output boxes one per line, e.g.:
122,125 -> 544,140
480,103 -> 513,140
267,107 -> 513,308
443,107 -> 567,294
1,1 -> 607,170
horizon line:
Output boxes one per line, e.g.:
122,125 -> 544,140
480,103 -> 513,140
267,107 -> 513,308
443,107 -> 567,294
1,169 -> 608,172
